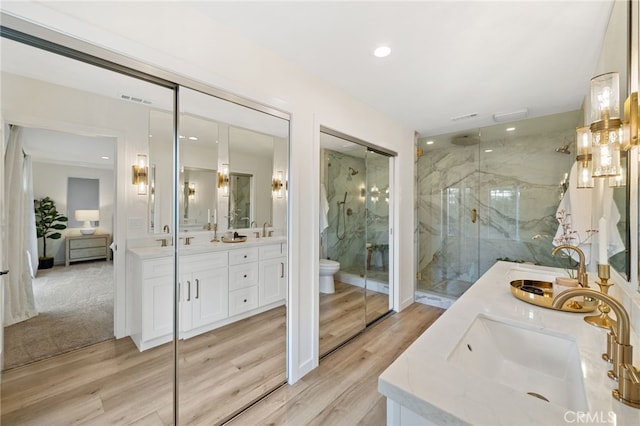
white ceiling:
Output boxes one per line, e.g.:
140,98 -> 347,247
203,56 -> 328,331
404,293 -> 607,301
190,0 -> 614,137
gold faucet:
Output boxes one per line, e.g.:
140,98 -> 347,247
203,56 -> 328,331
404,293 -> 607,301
262,222 -> 269,238
163,224 -> 170,233
551,244 -> 588,287
553,288 -> 640,408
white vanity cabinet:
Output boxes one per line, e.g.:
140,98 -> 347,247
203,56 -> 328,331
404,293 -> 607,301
259,243 -> 287,306
127,239 -> 287,352
129,254 -> 174,351
179,251 -> 229,336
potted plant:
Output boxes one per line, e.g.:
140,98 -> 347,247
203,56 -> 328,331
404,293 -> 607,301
34,196 -> 68,269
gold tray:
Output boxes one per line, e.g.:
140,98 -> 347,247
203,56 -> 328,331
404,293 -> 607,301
510,279 -> 598,313
221,236 -> 247,243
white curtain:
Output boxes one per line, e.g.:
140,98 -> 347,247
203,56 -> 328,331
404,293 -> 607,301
25,156 -> 39,278
3,125 -> 38,326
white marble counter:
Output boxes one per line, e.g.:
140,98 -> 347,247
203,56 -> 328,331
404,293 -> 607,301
379,261 -> 640,425
127,235 -> 287,259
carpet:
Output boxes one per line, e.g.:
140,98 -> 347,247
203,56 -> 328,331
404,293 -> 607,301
3,261 -> 114,370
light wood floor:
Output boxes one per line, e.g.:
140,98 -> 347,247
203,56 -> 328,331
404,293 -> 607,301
229,302 -> 444,425
1,298 -> 443,425
319,280 -> 390,356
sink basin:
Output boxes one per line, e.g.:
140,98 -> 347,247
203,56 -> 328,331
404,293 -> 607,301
447,314 -> 588,411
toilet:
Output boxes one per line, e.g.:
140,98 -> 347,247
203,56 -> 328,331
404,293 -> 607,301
319,259 -> 340,294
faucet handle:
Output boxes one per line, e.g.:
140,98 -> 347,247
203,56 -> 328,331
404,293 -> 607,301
156,238 -> 168,247
254,231 -> 260,238
613,364 -> 640,408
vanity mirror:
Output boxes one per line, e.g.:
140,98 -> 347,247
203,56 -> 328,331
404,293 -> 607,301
148,95 -> 289,235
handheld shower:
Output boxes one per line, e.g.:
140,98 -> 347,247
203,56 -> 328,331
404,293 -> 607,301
336,192 -> 347,240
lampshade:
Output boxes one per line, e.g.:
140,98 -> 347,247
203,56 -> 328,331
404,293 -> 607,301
75,209 -> 99,235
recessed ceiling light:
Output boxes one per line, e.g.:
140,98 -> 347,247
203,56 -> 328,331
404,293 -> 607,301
426,140 -> 434,145
506,127 -> 516,132
484,149 -> 493,153
101,156 -> 110,160
188,136 -> 198,141
374,46 -> 391,58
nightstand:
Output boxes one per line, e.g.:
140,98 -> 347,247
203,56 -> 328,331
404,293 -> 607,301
65,233 -> 111,266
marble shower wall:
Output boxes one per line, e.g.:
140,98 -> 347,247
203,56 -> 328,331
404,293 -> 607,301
323,149 -> 389,273
418,127 -> 575,290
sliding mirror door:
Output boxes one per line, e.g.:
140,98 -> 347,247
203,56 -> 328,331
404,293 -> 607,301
176,87 -> 288,424
319,130 -> 393,357
1,35 -> 177,423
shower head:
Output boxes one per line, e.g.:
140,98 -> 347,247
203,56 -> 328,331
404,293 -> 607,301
555,144 -> 571,154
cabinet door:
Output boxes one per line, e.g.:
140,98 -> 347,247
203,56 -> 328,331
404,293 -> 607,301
142,275 -> 173,340
259,257 -> 287,307
191,266 -> 229,329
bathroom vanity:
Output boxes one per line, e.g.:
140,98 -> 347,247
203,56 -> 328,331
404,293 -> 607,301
127,237 -> 287,351
379,261 -> 640,425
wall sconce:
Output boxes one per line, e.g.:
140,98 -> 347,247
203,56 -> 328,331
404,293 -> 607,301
75,209 -> 99,235
589,72 -> 622,178
272,170 -> 286,198
576,126 -> 594,188
187,182 -> 196,198
218,164 -> 230,197
370,184 -> 380,203
609,150 -> 627,188
132,154 -> 148,195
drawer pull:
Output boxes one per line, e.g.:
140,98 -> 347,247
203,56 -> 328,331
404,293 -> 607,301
281,262 -> 284,278
187,280 -> 191,301
195,279 -> 200,299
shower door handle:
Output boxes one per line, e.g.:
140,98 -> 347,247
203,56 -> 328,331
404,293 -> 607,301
471,208 -> 477,224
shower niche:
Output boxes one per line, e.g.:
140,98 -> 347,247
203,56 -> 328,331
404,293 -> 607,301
319,128 -> 393,357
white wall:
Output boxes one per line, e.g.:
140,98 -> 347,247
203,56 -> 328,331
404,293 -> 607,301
1,2 -> 416,383
31,161 -> 114,265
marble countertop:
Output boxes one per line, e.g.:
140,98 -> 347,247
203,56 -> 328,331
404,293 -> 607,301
127,236 -> 287,259
379,261 -> 640,425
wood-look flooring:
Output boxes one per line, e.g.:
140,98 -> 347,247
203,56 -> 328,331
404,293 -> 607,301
1,291 -> 444,425
319,281 -> 389,356
229,303 -> 444,425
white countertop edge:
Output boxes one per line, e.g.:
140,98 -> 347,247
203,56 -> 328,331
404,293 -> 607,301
379,261 -> 640,426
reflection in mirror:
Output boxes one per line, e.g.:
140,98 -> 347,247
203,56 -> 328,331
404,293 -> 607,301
319,130 -> 392,357
181,167 -> 217,229
176,86 -> 288,424
228,172 -> 252,229
228,126 -> 274,230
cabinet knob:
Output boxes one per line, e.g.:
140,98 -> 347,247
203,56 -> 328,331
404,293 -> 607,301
243,255 -> 247,258
243,299 -> 247,303
243,274 -> 247,278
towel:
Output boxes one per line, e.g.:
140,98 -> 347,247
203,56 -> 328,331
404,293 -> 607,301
553,162 -> 625,263
320,183 -> 329,233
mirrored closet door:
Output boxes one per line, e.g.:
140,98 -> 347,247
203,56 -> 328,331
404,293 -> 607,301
319,129 -> 392,357
176,87 -> 288,424
1,34 -> 177,424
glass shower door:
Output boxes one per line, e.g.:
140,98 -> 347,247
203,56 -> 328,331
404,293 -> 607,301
364,149 -> 391,325
416,135 -> 480,300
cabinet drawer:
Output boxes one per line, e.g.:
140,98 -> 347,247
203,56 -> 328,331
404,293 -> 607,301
143,258 -> 174,278
228,247 -> 259,265
69,247 -> 106,260
70,236 -> 107,249
259,244 -> 286,260
229,286 -> 258,316
229,263 -> 259,291
181,251 -> 228,272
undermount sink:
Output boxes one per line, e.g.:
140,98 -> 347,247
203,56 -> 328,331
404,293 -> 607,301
447,313 -> 588,411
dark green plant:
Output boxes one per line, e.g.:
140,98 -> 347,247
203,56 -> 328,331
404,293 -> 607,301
34,196 -> 68,259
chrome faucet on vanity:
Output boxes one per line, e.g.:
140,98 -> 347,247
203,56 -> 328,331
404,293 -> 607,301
551,244 -> 588,287
553,289 -> 640,408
